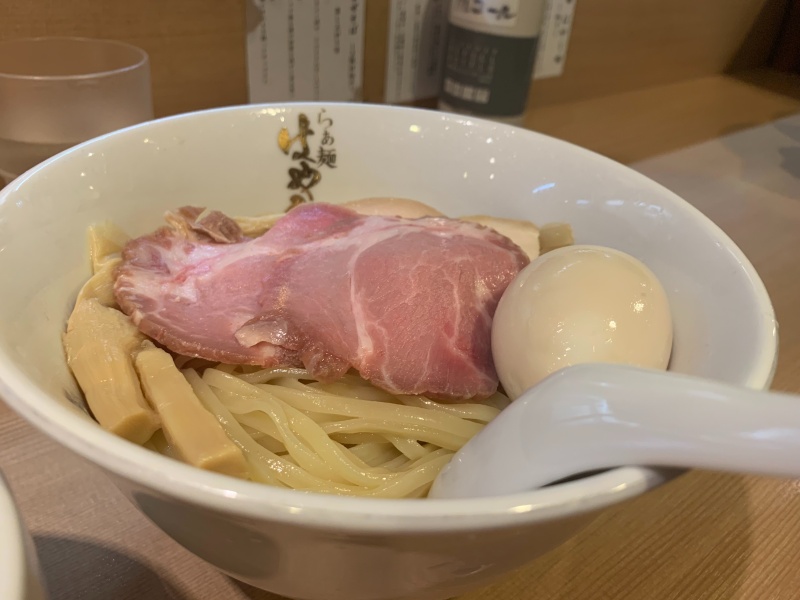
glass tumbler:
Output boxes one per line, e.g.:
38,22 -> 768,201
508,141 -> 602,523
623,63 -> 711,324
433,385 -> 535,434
0,37 -> 153,184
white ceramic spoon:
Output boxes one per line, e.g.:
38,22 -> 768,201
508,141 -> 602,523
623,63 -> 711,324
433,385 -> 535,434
429,363 -> 795,499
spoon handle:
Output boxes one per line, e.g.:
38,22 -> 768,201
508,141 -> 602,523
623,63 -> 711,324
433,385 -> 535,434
431,364 -> 799,499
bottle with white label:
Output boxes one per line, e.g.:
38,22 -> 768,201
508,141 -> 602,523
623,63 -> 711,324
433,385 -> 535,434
438,0 -> 546,125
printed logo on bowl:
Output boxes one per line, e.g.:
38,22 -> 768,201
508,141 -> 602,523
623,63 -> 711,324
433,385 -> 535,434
278,109 -> 337,210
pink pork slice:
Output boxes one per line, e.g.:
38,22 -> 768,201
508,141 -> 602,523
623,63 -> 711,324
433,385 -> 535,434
115,203 -> 528,400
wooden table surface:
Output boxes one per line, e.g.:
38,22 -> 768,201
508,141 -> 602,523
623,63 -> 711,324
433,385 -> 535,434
3,112 -> 800,600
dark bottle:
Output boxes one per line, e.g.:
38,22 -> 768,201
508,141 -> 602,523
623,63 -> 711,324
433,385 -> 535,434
438,1 -> 546,124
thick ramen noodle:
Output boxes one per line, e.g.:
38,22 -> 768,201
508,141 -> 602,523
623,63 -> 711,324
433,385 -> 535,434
63,207 -> 572,498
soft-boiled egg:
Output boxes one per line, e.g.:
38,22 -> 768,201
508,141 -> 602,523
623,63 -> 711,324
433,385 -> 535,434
492,245 -> 673,399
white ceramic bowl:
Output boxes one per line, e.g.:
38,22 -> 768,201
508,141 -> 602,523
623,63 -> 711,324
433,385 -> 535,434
0,104 -> 777,600
0,473 -> 47,600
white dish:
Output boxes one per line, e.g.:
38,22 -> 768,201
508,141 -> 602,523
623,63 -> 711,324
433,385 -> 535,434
0,103 -> 777,600
0,473 -> 47,600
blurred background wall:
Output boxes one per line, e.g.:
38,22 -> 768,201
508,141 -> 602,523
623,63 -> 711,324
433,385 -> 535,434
0,0 -> 789,115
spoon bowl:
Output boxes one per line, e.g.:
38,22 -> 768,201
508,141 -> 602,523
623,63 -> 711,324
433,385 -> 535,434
431,364 -> 799,499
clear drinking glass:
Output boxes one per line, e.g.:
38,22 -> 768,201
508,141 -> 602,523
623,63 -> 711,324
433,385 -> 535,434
0,37 -> 153,184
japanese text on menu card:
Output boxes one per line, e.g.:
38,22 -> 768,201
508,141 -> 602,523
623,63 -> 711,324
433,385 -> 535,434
246,0 -> 365,102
